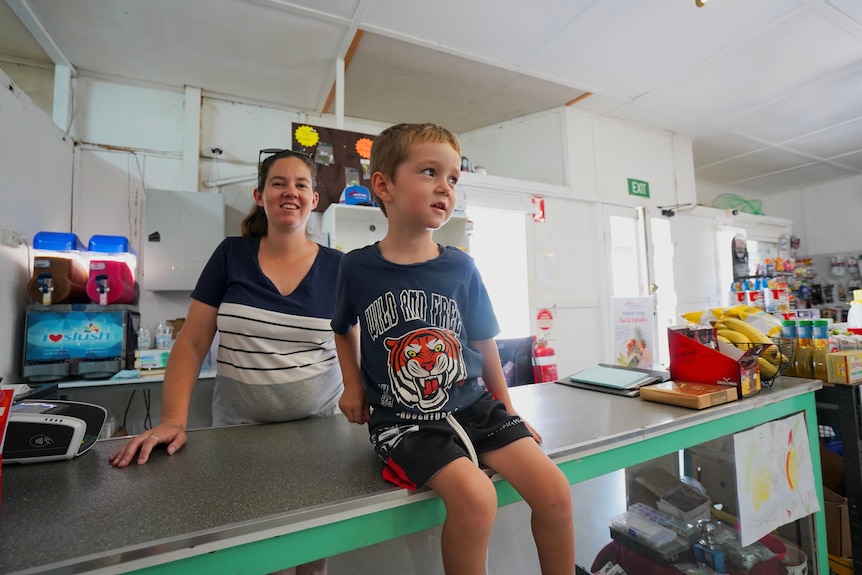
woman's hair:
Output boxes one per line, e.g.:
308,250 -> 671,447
241,151 -> 317,237
369,123 -> 461,215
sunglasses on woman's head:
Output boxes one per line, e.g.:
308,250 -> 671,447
258,148 -> 314,167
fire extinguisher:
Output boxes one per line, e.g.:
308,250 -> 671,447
532,336 -> 559,383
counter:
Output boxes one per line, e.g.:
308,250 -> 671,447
1,377 -> 827,575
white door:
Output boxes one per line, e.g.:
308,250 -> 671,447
602,205 -> 678,368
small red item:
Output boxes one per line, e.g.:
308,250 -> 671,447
532,338 -> 559,383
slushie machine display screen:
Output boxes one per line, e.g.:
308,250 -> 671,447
25,308 -> 126,363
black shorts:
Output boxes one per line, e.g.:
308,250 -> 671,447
370,391 -> 533,489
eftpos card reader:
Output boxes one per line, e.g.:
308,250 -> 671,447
2,400 -> 107,464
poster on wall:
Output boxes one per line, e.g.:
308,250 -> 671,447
733,412 -> 820,546
732,233 -> 750,282
612,297 -> 655,369
291,123 -> 376,212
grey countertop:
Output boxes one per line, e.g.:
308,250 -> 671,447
0,378 -> 821,574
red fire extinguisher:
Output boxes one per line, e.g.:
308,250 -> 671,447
532,336 -> 559,383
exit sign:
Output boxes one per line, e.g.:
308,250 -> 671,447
627,178 -> 650,198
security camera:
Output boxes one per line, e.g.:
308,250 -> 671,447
732,209 -> 739,216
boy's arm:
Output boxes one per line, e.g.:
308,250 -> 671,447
471,338 -> 543,443
334,327 -> 370,425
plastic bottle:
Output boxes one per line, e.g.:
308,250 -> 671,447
781,320 -> 797,376
155,321 -> 174,350
812,319 -> 829,382
848,289 -> 862,328
794,320 -> 814,379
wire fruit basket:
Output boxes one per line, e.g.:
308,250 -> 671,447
767,337 -> 796,385
729,337 -> 796,388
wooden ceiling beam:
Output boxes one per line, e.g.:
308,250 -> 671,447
565,92 -> 593,107
322,29 -> 364,115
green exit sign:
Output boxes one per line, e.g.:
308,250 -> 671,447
628,178 -> 650,198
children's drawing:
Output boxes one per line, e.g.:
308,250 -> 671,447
733,412 -> 820,546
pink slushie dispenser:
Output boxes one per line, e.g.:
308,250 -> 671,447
85,235 -> 138,305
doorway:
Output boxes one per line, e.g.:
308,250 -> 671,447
602,205 -> 677,368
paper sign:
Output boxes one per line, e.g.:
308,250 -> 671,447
613,297 -> 655,369
531,196 -> 545,223
536,308 -> 554,332
734,412 -> 820,546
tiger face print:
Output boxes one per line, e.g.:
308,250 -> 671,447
384,328 -> 467,412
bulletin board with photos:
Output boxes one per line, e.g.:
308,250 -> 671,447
291,123 -> 376,212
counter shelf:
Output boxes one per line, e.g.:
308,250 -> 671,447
55,367 -> 217,389
0,377 -> 827,575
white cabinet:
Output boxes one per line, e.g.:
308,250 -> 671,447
317,204 -> 470,253
143,189 -> 225,290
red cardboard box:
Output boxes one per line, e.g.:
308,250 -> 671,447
0,389 -> 14,506
668,326 -> 765,398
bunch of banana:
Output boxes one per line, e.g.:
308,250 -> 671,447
681,306 -> 782,337
722,305 -> 769,319
713,317 -> 785,378
757,356 -> 779,380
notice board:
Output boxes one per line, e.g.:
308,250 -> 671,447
291,123 -> 376,212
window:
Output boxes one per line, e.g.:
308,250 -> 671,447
467,206 -> 530,338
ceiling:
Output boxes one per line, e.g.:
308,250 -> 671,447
3,0 -> 862,195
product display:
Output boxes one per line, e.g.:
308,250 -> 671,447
679,306 -> 793,386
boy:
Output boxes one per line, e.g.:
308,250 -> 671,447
331,123 -> 575,575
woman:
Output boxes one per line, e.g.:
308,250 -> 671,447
110,148 -> 341,575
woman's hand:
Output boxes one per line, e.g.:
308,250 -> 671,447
109,423 -> 187,468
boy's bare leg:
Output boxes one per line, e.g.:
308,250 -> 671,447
295,559 -> 327,575
482,438 -> 575,575
273,558 -> 327,575
426,457 -> 498,575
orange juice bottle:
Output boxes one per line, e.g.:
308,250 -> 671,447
781,320 -> 797,376
812,319 -> 829,382
794,320 -> 814,379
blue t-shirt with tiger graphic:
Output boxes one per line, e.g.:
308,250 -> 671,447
331,243 -> 499,432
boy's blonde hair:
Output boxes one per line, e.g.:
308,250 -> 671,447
370,123 -> 461,215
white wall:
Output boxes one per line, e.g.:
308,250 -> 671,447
0,68 -> 73,384
0,62 -> 53,118
587,114 -> 694,209
458,107 -> 697,212
456,109 -> 568,186
695,173 -> 862,260
757,175 -> 862,257
68,77 -> 187,331
460,107 -> 701,370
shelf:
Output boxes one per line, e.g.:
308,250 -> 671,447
320,203 -> 470,253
